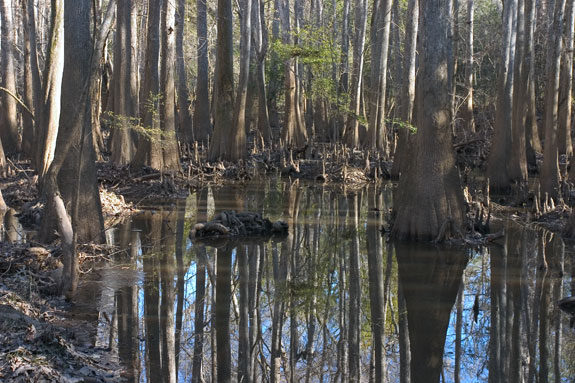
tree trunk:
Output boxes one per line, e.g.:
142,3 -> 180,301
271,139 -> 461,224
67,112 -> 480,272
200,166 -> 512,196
132,0 -> 164,169
391,0 -> 466,241
460,0 -> 475,134
487,0 -> 517,193
558,0 -> 574,158
252,0 -> 272,146
508,0 -> 528,187
540,0 -> 566,201
216,246 -> 233,383
238,245 -> 251,383
367,0 -> 393,152
37,0 -> 64,182
160,215 -> 177,383
280,0 -> 308,150
0,0 -> 21,153
21,0 -> 42,159
175,0 -> 194,147
230,0 -> 252,160
390,0 -> 419,178
524,0 -> 542,168
344,0 -> 368,148
208,0 -> 235,161
193,0 -> 212,143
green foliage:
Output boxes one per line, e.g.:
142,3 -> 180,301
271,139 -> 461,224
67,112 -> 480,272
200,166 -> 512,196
388,117 -> 417,134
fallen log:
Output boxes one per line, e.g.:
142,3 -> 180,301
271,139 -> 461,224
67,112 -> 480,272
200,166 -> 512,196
191,210 -> 288,240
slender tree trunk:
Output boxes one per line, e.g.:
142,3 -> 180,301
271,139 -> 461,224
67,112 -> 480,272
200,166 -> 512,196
0,0 -> 21,153
540,0 -> 566,201
175,0 -> 194,147
229,0 -> 252,160
216,246 -> 232,383
37,0 -> 64,182
461,0 -> 475,134
558,0 -> 574,158
487,0 -> 517,193
508,0 -> 528,187
367,0 -> 393,153
524,0 -> 542,167
193,0 -> 212,142
132,0 -> 164,169
252,0 -> 272,146
390,0 -> 419,178
21,0 -> 42,159
238,245 -> 251,383
344,0 -> 368,148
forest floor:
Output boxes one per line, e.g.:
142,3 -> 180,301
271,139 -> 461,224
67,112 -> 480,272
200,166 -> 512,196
0,140 -> 572,381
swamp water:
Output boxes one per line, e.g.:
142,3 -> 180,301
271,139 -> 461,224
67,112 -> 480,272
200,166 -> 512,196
66,180 -> 575,382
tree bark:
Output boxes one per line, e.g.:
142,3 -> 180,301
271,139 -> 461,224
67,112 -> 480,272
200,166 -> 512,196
487,0 -> 517,193
559,0 -> 574,158
193,0 -> 212,143
0,0 -> 21,153
541,0 -> 566,201
175,0 -> 194,147
347,193 -> 361,383
252,0 -> 272,146
391,0 -> 466,241
208,0 -> 235,161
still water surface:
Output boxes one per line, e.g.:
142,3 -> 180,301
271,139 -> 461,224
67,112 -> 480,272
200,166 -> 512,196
72,179 -> 575,382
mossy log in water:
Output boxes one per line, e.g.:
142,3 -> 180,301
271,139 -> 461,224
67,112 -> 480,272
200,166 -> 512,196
191,210 -> 288,240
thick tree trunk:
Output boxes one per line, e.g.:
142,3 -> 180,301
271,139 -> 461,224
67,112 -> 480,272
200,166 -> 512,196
110,0 -> 136,165
0,0 -> 21,153
541,0 -> 566,201
208,0 -> 235,161
391,0 -> 466,241
193,0 -> 212,143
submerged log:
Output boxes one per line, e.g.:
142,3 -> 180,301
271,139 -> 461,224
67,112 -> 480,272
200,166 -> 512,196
191,210 -> 288,240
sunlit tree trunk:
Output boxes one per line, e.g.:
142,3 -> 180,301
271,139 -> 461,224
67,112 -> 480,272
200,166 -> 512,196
524,0 -> 542,167
508,0 -> 528,187
0,0 -> 21,153
540,0 -> 566,201
160,214 -> 177,383
390,0 -> 419,178
367,0 -> 392,152
175,0 -> 194,147
391,0 -> 466,241
110,0 -> 136,165
193,0 -> 212,143
37,0 -> 64,182
252,0 -> 272,146
229,0 -> 252,160
344,0 -> 368,148
558,0 -> 574,158
280,0 -> 308,149
160,0 -> 182,171
208,0 -> 236,161
132,0 -> 164,169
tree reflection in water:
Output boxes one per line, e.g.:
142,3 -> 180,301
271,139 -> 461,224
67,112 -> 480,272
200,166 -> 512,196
80,181 -> 575,382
